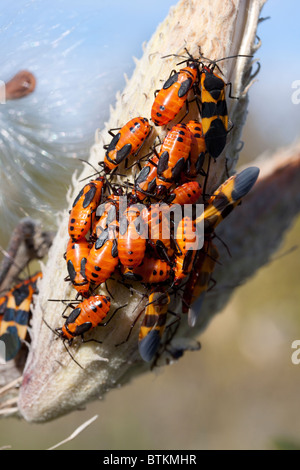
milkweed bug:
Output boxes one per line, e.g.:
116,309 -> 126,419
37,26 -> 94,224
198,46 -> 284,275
103,117 -> 151,173
151,61 -> 199,126
118,205 -> 147,269
182,239 -> 219,327
185,120 -> 207,178
116,288 -> 172,363
64,238 -> 91,297
195,167 -> 260,233
0,272 -> 42,361
173,216 -> 199,285
199,65 -> 229,160
165,181 -> 202,205
141,204 -> 174,262
56,295 -> 111,345
155,123 -> 192,196
68,177 -> 105,242
132,155 -> 159,201
91,194 -> 120,241
182,167 -> 260,325
138,289 -> 171,362
198,51 -> 253,159
85,225 -> 119,287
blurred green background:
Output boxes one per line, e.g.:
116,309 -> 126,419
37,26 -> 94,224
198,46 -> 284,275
0,0 -> 300,450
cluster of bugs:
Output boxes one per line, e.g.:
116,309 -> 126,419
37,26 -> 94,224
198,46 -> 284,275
0,272 -> 42,362
56,48 -> 259,366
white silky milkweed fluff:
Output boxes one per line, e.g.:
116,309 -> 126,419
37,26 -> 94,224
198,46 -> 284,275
0,0 -> 156,246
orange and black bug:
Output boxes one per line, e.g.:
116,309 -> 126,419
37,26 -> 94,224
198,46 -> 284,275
64,238 -> 91,297
133,155 -> 159,201
116,288 -> 172,363
182,238 -> 219,327
165,181 -> 202,205
56,295 -> 111,345
181,167 -> 260,325
68,177 -> 105,242
0,272 -> 42,361
185,120 -> 207,178
91,193 -> 120,241
199,65 -> 229,160
138,288 -> 171,362
155,123 -> 192,196
103,117 -> 151,173
141,203 -> 174,262
195,166 -> 260,233
121,255 -> 171,284
85,224 -> 119,287
173,216 -> 199,286
151,61 -> 199,126
118,205 -> 147,269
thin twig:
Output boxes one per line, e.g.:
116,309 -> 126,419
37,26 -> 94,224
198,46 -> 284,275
47,415 -> 99,450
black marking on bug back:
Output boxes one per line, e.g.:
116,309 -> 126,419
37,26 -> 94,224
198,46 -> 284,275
132,121 -> 141,132
163,72 -> 179,89
221,204 -> 234,220
212,192 -> 229,213
107,132 -> 121,152
232,167 -> 260,201
67,260 -> 77,283
204,215 -> 218,233
203,73 -> 224,99
183,249 -> 194,272
143,312 -> 164,328
72,188 -> 84,208
136,165 -> 150,185
95,229 -> 109,250
157,151 -> 169,176
75,322 -> 92,336
205,119 -> 227,159
106,206 -> 117,226
111,239 -> 118,258
147,178 -> 157,193
171,157 -> 186,181
15,309 -> 29,326
66,307 -> 81,325
115,143 -> 132,164
83,185 -> 97,209
91,303 -> 98,313
12,285 -> 30,307
178,77 -> 193,98
195,153 -> 205,174
3,307 -> 17,322
134,216 -> 146,236
216,99 -> 228,117
80,258 -> 88,280
201,101 -> 218,119
119,216 -> 129,236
